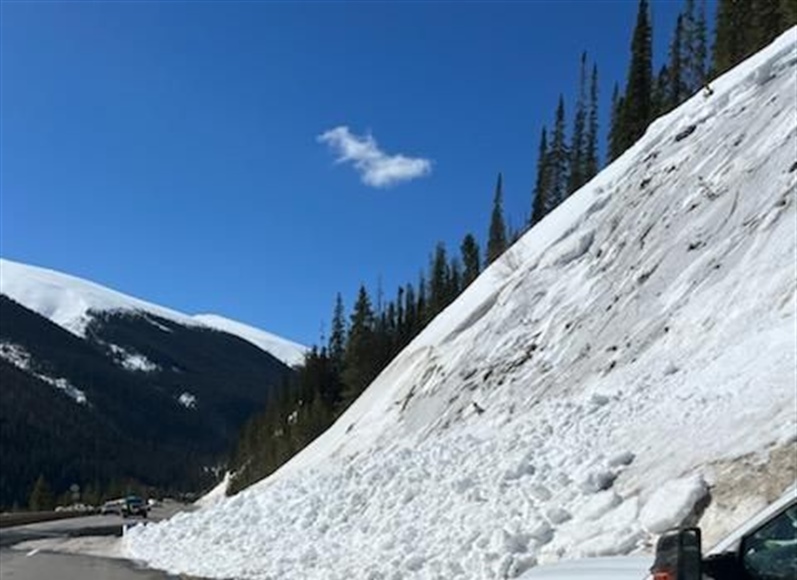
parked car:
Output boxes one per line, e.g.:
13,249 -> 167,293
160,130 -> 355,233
100,499 -> 125,515
121,495 -> 148,518
523,484 -> 796,580
652,484 -> 796,580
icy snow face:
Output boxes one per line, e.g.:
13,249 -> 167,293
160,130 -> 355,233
0,342 -> 88,405
125,29 -> 797,580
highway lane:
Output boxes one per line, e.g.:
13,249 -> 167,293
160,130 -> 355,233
0,502 -> 202,580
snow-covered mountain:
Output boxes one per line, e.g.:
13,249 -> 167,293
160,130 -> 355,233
0,257 -> 307,366
0,259 -> 306,508
125,30 -> 797,579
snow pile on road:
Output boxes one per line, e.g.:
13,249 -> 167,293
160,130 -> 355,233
0,259 -> 307,366
125,29 -> 797,579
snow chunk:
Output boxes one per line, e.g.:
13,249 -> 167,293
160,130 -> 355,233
640,474 -> 709,533
177,392 -> 197,409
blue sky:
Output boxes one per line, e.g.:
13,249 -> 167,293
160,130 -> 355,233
1,1 -> 711,346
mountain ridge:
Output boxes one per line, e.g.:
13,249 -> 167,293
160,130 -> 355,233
0,257 -> 307,367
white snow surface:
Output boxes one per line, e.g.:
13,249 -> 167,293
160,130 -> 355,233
193,313 -> 307,367
0,258 -> 307,367
0,342 -> 88,404
125,30 -> 797,579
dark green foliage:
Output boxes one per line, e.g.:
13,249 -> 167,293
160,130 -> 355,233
342,286 -> 378,402
622,0 -> 654,149
531,128 -> 551,226
783,0 -> 797,28
486,172 -> 508,265
567,52 -> 589,195
28,474 -> 54,511
653,65 -> 670,116
430,242 -> 450,316
549,96 -> 570,207
667,15 -> 687,111
328,293 -> 346,372
460,233 -> 481,287
713,0 -> 755,75
608,83 -> 625,162
683,0 -> 709,92
585,63 -> 599,181
712,0 -> 793,78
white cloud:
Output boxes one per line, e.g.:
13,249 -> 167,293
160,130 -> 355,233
317,126 -> 432,188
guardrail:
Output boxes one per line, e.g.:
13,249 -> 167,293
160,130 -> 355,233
0,509 -> 97,528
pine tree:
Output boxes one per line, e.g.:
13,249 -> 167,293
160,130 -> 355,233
585,63 -> 599,181
608,83 -> 625,162
486,172 -> 508,265
622,0 -> 653,150
754,0 -> 786,50
685,0 -> 708,92
783,0 -> 797,28
28,474 -> 54,511
531,128 -> 550,226
667,14 -> 687,110
549,96 -> 570,208
342,285 -> 377,402
430,242 -> 449,316
567,52 -> 588,195
712,0 -> 755,75
653,64 -> 670,117
447,257 -> 462,305
460,233 -> 481,287
328,293 -> 346,372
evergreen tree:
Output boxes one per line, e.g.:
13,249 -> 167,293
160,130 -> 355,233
585,63 -> 599,181
622,0 -> 654,149
430,242 -> 449,316
567,52 -> 588,194
608,83 -> 625,162
653,64 -> 670,117
712,0 -> 755,75
342,285 -> 377,402
460,233 -> 481,287
486,172 -> 508,265
328,293 -> 346,372
28,474 -> 54,511
667,14 -> 687,110
783,0 -> 797,29
447,257 -> 462,305
684,0 -> 708,92
531,128 -> 551,225
754,0 -> 786,50
549,96 -> 570,208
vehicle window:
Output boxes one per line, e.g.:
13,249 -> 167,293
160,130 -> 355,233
741,504 -> 797,580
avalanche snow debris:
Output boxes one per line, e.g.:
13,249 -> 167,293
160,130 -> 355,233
126,29 -> 797,580
0,341 -> 88,404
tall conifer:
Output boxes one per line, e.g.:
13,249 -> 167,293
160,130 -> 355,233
486,173 -> 508,265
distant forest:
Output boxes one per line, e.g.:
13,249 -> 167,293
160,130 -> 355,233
227,0 -> 797,495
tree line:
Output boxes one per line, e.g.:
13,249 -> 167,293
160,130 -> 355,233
227,0 -> 797,495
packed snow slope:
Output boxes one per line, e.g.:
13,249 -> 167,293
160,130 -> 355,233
126,30 -> 797,579
0,258 -> 306,366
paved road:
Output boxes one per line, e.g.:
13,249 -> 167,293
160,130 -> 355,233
0,502 -> 203,580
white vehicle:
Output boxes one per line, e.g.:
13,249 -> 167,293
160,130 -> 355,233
523,484 -> 797,580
